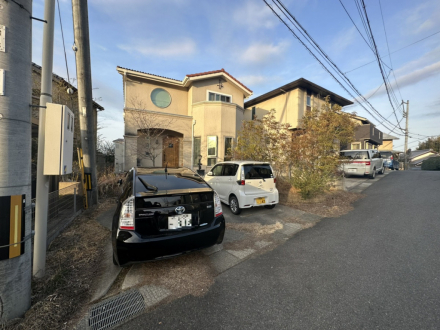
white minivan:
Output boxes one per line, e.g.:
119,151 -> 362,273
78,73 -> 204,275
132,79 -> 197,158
204,161 -> 279,215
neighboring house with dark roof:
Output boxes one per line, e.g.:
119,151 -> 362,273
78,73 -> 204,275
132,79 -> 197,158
378,133 -> 399,151
243,78 -> 353,129
343,115 -> 383,150
116,67 -> 252,170
409,149 -> 439,167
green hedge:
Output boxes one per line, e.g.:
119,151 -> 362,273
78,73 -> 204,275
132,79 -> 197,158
421,157 -> 440,171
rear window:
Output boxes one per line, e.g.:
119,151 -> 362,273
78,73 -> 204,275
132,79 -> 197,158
339,151 -> 370,160
380,152 -> 392,159
135,173 -> 209,193
243,164 -> 273,179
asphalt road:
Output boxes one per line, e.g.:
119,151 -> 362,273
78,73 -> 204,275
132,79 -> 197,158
119,170 -> 440,330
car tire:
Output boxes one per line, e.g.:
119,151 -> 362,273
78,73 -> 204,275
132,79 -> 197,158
229,195 -> 241,215
379,167 -> 384,175
369,168 -> 376,179
112,253 -> 119,266
264,204 -> 276,209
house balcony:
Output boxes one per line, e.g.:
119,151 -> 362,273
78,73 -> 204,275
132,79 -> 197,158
354,124 -> 383,146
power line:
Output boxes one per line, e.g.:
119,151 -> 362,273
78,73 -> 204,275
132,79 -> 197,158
359,0 -> 404,132
56,0 -> 71,84
345,30 -> 440,74
266,0 -> 405,136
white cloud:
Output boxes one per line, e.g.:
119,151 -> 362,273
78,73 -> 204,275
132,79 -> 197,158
240,41 -> 289,64
404,1 -> 440,35
233,1 -> 278,30
331,26 -> 357,54
118,38 -> 196,57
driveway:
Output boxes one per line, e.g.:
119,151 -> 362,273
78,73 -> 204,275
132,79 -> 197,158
342,168 -> 390,193
118,170 -> 440,330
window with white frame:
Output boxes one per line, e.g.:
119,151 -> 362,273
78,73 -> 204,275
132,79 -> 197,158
207,136 -> 218,166
208,91 -> 231,103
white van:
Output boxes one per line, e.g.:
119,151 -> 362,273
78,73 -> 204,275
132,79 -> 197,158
339,149 -> 385,178
204,161 -> 279,215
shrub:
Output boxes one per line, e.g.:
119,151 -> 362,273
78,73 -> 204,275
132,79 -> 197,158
421,157 -> 440,171
290,168 -> 329,199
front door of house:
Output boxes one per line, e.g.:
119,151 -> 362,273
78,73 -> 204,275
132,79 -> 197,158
163,137 -> 179,168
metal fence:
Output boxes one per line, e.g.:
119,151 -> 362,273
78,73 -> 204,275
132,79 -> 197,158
31,184 -> 83,246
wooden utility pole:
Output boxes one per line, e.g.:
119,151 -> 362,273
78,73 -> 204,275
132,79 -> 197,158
402,100 -> 409,170
0,0 -> 32,319
72,0 -> 98,205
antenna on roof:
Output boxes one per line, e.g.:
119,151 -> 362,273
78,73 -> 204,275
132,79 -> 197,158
165,162 -> 168,179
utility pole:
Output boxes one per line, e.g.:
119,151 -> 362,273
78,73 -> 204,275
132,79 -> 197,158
33,0 -> 56,279
0,0 -> 32,320
402,100 -> 409,171
72,0 -> 98,205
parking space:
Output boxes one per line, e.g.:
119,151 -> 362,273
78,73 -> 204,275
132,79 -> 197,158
342,168 -> 391,193
109,202 -> 322,310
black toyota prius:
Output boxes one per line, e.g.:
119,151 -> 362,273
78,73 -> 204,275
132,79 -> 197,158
112,167 -> 225,266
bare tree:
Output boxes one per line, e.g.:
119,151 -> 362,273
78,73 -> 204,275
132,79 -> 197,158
126,97 -> 175,167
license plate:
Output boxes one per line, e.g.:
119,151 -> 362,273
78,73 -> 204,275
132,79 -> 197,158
347,169 -> 357,173
256,197 -> 266,205
168,214 -> 192,229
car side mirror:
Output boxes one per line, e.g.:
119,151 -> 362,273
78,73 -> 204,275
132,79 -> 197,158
207,172 -> 213,176
117,179 -> 123,186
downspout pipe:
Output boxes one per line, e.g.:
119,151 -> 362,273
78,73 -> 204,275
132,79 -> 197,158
191,119 -> 196,170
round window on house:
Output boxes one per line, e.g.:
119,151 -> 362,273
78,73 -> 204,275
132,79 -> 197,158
151,88 -> 172,108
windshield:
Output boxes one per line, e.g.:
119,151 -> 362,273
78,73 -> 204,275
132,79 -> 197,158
243,164 -> 273,179
380,152 -> 393,159
135,173 -> 208,194
339,151 -> 370,160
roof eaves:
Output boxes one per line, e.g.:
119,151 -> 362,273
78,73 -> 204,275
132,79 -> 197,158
244,78 -> 353,108
186,68 -> 253,94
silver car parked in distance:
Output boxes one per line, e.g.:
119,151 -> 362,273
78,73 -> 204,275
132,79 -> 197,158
340,149 -> 385,179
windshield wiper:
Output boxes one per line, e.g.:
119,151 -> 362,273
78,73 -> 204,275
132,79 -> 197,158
138,177 -> 158,192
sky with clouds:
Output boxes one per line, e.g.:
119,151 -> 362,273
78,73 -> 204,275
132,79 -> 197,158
32,0 -> 440,151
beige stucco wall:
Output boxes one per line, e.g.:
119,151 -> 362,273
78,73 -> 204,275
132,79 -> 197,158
190,78 -> 245,109
125,76 -> 189,116
379,140 -> 393,151
244,89 -> 301,128
193,102 -> 244,168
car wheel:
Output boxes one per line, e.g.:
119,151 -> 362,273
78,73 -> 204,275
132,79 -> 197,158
264,204 -> 276,209
370,168 -> 376,179
379,167 -> 384,175
229,195 -> 241,215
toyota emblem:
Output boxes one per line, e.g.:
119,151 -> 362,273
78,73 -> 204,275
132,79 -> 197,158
175,206 -> 185,215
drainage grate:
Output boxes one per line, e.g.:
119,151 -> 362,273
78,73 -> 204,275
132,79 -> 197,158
88,289 -> 145,330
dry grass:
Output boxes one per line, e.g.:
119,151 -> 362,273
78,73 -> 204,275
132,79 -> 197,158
8,200 -> 113,330
126,252 -> 216,298
277,179 -> 364,218
226,222 -> 283,236
97,166 -> 122,198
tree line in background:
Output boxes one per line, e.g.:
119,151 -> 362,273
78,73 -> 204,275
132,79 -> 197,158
233,98 -> 357,199
417,136 -> 440,153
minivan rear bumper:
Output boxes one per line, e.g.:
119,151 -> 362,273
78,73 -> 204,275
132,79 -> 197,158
114,215 -> 225,266
238,189 -> 279,209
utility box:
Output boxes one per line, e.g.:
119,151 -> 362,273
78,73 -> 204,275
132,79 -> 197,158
44,103 -> 74,175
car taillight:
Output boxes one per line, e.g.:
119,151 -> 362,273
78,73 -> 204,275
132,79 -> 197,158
390,156 -> 393,160
274,178 -> 277,183
237,180 -> 245,185
365,161 -> 370,166
214,192 -> 223,217
119,196 -> 135,230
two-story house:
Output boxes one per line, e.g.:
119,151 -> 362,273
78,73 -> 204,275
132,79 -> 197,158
117,67 -> 253,171
347,115 -> 383,150
243,78 -> 353,128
